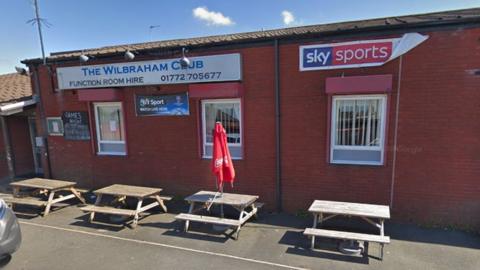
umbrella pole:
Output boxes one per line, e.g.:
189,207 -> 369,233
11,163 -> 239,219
220,183 -> 224,218
207,177 -> 220,212
212,181 -> 227,232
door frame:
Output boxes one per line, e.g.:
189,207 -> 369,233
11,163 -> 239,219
28,117 -> 43,174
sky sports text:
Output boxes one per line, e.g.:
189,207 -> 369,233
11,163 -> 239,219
302,42 -> 392,68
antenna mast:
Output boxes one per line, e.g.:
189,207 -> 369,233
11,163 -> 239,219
33,0 -> 46,65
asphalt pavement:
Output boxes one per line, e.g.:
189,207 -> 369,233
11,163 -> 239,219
2,198 -> 480,270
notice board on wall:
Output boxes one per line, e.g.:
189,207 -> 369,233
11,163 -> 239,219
62,111 -> 91,140
46,117 -> 64,136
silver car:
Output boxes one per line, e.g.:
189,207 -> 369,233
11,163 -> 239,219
0,199 -> 21,260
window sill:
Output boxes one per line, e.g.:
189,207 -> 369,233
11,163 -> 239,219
202,156 -> 243,160
330,160 -> 383,166
97,152 -> 127,157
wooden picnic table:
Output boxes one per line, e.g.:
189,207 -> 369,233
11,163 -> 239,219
81,184 -> 171,228
175,190 -> 261,239
304,200 -> 391,259
5,178 -> 86,216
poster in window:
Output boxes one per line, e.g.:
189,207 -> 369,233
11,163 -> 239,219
46,117 -> 64,136
62,111 -> 91,140
109,120 -> 118,132
135,92 -> 189,116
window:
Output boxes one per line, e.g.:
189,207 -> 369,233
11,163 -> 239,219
94,102 -> 126,155
331,95 -> 386,165
202,99 -> 242,159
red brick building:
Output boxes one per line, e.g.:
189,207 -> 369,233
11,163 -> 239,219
23,8 -> 480,229
0,73 -> 40,182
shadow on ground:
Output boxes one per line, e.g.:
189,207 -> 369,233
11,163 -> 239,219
253,211 -> 480,250
161,222 -> 232,243
386,223 -> 480,249
278,228 -> 372,264
69,213 -> 129,232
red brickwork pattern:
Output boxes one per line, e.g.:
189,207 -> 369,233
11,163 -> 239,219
31,28 -> 480,229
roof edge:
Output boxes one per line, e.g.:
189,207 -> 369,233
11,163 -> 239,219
21,7 -> 480,65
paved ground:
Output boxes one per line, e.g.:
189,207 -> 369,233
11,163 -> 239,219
1,197 -> 479,270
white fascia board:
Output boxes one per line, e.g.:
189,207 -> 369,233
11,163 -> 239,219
0,99 -> 37,116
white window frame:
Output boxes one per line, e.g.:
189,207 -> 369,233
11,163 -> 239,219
201,98 -> 243,159
330,94 -> 387,165
94,102 -> 126,156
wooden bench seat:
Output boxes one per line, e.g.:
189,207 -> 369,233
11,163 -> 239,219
81,205 -> 137,216
150,195 -> 172,201
304,228 -> 390,243
253,202 -> 264,209
59,187 -> 89,193
3,196 -> 47,207
175,213 -> 241,227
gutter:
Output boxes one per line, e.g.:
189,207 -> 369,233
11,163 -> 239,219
0,98 -> 37,116
274,39 -> 282,212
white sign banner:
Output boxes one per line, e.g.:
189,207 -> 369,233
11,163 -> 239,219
56,53 -> 242,90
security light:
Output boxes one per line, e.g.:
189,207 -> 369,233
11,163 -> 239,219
15,66 -> 28,75
125,50 -> 135,60
180,47 -> 190,68
79,54 -> 89,62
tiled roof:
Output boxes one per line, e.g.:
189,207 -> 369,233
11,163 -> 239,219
22,7 -> 480,64
0,73 -> 32,105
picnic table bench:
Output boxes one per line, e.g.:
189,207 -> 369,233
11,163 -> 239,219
4,178 -> 86,216
304,200 -> 391,259
175,190 -> 261,239
80,184 -> 171,228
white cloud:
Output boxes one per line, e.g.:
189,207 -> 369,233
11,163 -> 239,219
193,7 -> 234,26
282,10 -> 295,25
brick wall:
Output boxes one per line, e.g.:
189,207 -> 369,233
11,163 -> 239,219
31,26 -> 480,229
279,40 -> 399,215
392,28 -> 480,229
278,28 -> 480,229
34,46 -> 278,207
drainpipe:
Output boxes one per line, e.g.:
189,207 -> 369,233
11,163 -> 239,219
0,116 -> 15,181
274,39 -> 282,212
32,64 -> 52,178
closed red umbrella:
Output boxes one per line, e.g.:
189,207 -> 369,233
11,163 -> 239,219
208,122 -> 236,216
211,122 -> 235,190
207,122 -> 235,217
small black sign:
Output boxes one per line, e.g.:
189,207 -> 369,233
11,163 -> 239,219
62,111 -> 91,140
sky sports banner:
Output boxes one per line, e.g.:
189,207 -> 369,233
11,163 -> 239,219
299,33 -> 428,71
56,53 -> 242,90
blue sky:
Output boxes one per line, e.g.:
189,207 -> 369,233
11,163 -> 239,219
0,0 -> 479,74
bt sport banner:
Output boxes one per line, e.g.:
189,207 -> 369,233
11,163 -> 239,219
135,92 -> 189,116
299,33 -> 428,71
